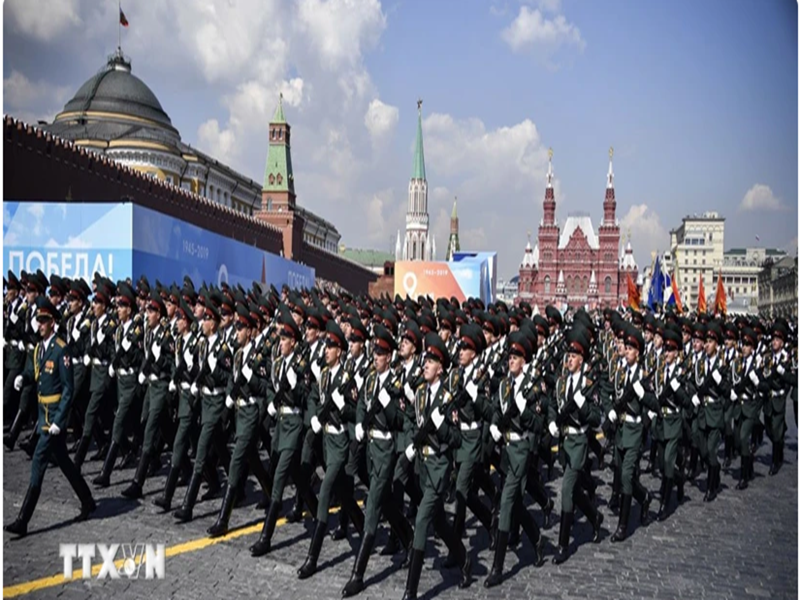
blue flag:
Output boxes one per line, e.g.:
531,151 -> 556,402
647,254 -> 664,310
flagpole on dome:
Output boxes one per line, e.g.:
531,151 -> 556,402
118,0 -> 121,53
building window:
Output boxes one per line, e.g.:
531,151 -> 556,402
266,197 -> 273,211
544,275 -> 551,294
604,276 -> 612,294
277,174 -> 283,184
269,174 -> 275,185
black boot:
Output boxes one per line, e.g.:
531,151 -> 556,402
401,549 -> 424,600
341,533 -> 375,597
298,520 -> 328,579
331,508 -> 349,541
174,471 -> 202,523
121,450 -> 150,499
154,466 -> 181,511
610,494 -> 631,543
89,440 -> 109,462
73,436 -> 91,471
737,456 -> 750,490
574,489 -> 603,543
723,435 -> 733,468
483,530 -> 508,588
4,485 -> 41,537
551,512 -> 572,565
657,478 -> 673,521
250,501 -> 280,557
286,489 -> 305,523
443,498 -> 467,568
3,409 -> 25,451
769,443 -> 782,475
381,529 -> 400,555
92,441 -> 120,487
489,505 -> 499,551
542,498 -> 554,529
703,466 -> 718,502
640,492 -> 652,525
20,431 -> 39,458
207,485 -> 237,538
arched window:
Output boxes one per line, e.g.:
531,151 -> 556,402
544,275 -> 551,294
583,276 -> 588,292
604,276 -> 612,294
412,240 -> 417,259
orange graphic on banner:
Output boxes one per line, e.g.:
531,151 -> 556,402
394,261 -> 465,302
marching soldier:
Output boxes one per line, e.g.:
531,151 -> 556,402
4,271 -> 30,449
730,326 -> 761,489
760,322 -> 793,475
5,297 -> 96,537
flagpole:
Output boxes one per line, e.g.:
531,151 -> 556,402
118,0 -> 121,52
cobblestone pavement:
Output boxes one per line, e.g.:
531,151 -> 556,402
4,405 -> 797,600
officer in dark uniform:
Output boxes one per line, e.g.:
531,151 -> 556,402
93,283 -> 144,487
760,322 -> 793,475
730,327 -> 761,489
5,297 -> 96,537
297,319 -> 364,579
548,325 -> 603,564
250,311 -> 318,556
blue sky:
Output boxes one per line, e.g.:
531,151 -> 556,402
3,0 -> 797,279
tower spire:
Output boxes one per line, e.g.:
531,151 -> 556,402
412,99 -> 426,181
603,145 -> 616,226
546,147 -> 554,189
607,146 -> 614,189
543,147 -> 556,226
446,196 -> 460,261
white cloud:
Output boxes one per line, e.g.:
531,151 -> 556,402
197,119 -> 239,167
3,71 -> 72,123
619,204 -> 669,267
739,183 -> 785,212
364,99 -> 399,145
6,0 -> 81,41
536,0 -> 563,14
501,6 -> 585,59
44,235 -> 91,249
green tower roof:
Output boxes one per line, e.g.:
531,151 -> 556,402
263,96 -> 293,193
273,93 -> 286,124
412,101 -> 426,180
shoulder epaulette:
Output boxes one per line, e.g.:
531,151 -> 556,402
56,338 -> 66,348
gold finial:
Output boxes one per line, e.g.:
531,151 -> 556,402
417,98 -> 423,112
609,146 -> 614,160
548,147 -> 553,160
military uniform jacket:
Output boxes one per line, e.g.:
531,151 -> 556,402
356,368 -> 403,439
549,364 -> 601,468
653,359 -> 689,439
759,349 -> 794,413
21,299 -> 41,353
395,355 -> 424,452
604,361 -> 659,449
491,373 -> 537,476
111,318 -> 144,374
697,351 -> 728,430
312,363 -> 355,432
66,306 -> 93,361
195,333 -> 232,394
140,321 -> 175,382
408,381 -> 460,493
228,339 -> 269,405
21,335 -> 73,432
304,338 -> 327,424
730,353 -> 762,420
172,330 -> 202,387
4,295 -> 28,369
86,312 -> 117,367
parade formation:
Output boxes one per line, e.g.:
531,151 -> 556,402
3,268 -> 798,600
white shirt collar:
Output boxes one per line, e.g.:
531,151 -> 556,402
428,379 -> 441,398
42,332 -> 55,352
207,332 -> 218,347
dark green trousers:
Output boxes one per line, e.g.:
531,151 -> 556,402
81,368 -> 111,442
193,391 -> 227,475
227,402 -> 261,490
30,431 -> 92,508
317,431 -> 349,521
111,374 -> 138,445
142,379 -> 170,453
498,440 -> 529,532
171,388 -> 199,468
704,427 -> 722,468
560,434 -> 588,513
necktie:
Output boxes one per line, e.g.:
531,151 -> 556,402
567,376 -> 574,400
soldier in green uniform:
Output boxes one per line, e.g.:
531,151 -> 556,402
653,327 -> 689,520
4,271 -> 30,449
175,294 -> 233,522
760,322 -> 793,475
297,319 -> 364,579
686,322 -> 708,481
93,283 -> 144,487
721,324 -> 740,468
207,303 -> 272,537
342,325 -> 412,598
5,297 -> 96,537
484,331 -> 546,588
605,324 -> 658,542
73,279 -> 117,470
549,325 -> 603,564
64,279 -> 93,447
400,332 -> 471,600
121,290 -> 175,499
250,311 -> 318,556
730,327 -> 761,489
153,298 -> 201,511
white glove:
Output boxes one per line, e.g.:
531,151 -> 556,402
633,381 -> 645,399
514,391 -> 526,414
311,416 -> 322,434
18,341 -> 25,351
14,375 -> 23,391
311,361 -> 321,381
608,409 -> 618,423
712,370 -> 721,385
185,351 -> 194,370
286,367 -> 297,389
152,343 -> 161,361
355,373 -> 364,389
108,365 -> 115,378
647,410 -> 657,421
749,370 -> 759,386
777,364 -> 785,376
490,424 -> 502,442
332,389 -> 345,410
404,382 -> 415,402
405,444 -> 416,461
691,395 -> 700,407
488,365 -> 495,379
9,311 -> 18,324
83,355 -> 91,367
355,423 -> 364,442
138,372 -> 146,385
267,402 -> 277,417
242,362 -> 253,382
730,390 -> 738,401
466,380 -> 478,402
191,382 -> 199,397
431,407 -> 445,430
574,390 -> 586,408
379,388 -> 391,408
169,380 -> 177,393
548,421 -> 559,437
72,326 -> 80,340
97,329 -> 106,344
48,423 -> 61,436
225,395 -> 235,409
670,378 -> 680,392
121,337 -> 131,352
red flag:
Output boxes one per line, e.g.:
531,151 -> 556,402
626,272 -> 640,311
119,8 -> 129,27
714,271 -> 727,316
671,271 -> 683,314
697,276 -> 707,314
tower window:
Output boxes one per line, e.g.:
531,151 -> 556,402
544,275 -> 551,294
277,174 -> 283,184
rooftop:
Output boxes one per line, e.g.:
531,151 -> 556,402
338,247 -> 394,267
